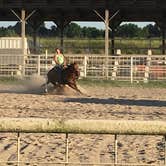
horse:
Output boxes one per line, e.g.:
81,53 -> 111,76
43,62 -> 82,94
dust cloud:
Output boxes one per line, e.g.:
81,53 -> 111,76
2,74 -> 85,96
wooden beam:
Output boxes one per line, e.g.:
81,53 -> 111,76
1,118 -> 166,135
105,9 -> 109,78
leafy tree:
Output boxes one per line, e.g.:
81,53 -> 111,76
116,23 -> 141,37
82,27 -> 90,38
0,22 -> 162,38
38,23 -> 49,37
86,27 -> 103,38
144,24 -> 161,37
64,23 -> 82,38
50,25 -> 58,36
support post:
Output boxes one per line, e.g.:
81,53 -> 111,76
21,9 -> 26,75
12,9 -> 36,55
29,20 -> 43,54
54,19 -> 70,51
60,22 -> 64,50
111,28 -> 115,55
32,29 -> 37,54
21,9 -> 26,55
105,9 -> 109,79
162,28 -> 165,55
93,9 -> 120,57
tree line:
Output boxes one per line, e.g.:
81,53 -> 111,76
0,22 -> 161,38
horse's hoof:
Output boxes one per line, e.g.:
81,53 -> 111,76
45,89 -> 48,93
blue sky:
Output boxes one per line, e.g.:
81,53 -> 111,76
0,21 -> 154,29
45,21 -> 154,29
75,21 -> 154,29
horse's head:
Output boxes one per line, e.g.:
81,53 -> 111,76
63,62 -> 80,83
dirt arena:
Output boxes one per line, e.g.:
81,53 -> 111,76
0,77 -> 166,165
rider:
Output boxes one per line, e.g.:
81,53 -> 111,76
53,48 -> 66,84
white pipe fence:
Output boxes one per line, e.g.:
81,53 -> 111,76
0,54 -> 166,82
0,118 -> 166,165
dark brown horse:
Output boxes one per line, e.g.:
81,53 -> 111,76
43,62 -> 82,93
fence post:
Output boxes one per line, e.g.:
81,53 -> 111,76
17,132 -> 20,166
114,134 -> 118,165
84,55 -> 87,78
65,133 -> 69,165
164,135 -> 166,166
144,55 -> 151,83
116,49 -> 121,56
111,58 -> 119,80
148,49 -> 152,56
37,55 -> 41,76
130,56 -> 133,83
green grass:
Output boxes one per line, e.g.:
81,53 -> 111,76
37,37 -> 162,54
78,78 -> 166,88
0,77 -> 165,88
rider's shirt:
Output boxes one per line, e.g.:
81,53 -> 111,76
56,53 -> 64,65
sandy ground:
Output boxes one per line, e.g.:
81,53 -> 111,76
0,78 -> 166,165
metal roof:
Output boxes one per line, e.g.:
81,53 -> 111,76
0,0 -> 165,26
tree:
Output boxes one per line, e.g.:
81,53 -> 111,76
64,23 -> 82,38
116,23 -> 141,37
50,25 -> 58,36
0,22 -> 162,38
38,23 -> 50,37
144,24 -> 161,37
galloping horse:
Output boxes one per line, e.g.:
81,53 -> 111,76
43,62 -> 82,94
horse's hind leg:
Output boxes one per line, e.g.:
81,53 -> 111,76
45,83 -> 48,93
41,82 -> 49,93
44,79 -> 49,93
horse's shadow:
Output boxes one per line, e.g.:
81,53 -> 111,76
64,97 -> 166,107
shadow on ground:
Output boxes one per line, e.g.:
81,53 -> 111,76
64,97 -> 166,107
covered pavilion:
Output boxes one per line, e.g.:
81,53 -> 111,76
0,0 -> 166,55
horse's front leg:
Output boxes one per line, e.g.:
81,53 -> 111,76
68,82 -> 82,94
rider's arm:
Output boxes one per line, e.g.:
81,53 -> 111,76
53,54 -> 58,64
63,55 -> 67,67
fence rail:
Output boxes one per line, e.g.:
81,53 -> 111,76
0,118 -> 166,166
0,54 -> 166,82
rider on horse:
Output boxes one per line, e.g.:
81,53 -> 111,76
53,48 -> 66,84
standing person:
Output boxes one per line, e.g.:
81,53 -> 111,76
53,48 -> 66,83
